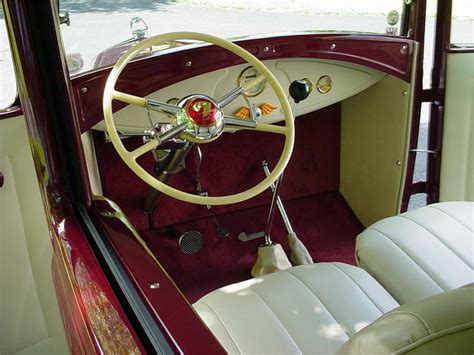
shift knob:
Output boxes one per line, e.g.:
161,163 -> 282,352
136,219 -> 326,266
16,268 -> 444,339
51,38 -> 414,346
289,79 -> 313,103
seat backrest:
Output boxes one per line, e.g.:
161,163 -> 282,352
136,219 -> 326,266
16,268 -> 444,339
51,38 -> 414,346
337,284 -> 474,354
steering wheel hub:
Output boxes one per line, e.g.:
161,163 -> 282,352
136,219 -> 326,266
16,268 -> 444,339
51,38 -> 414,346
178,95 -> 225,143
185,96 -> 221,127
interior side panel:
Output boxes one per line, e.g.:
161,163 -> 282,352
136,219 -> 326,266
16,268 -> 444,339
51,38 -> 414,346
0,116 -> 67,354
340,74 -> 413,226
440,52 -> 474,202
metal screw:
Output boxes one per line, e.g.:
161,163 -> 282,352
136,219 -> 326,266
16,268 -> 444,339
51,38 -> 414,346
396,160 -> 402,166
80,87 -> 88,93
330,44 -> 336,50
149,282 -> 160,289
400,45 -> 408,54
263,46 -> 270,52
402,90 -> 408,96
185,61 -> 192,67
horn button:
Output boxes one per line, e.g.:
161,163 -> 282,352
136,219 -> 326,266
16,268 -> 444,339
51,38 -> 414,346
178,95 -> 225,143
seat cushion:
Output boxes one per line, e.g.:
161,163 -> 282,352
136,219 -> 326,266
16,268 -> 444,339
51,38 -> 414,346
193,263 -> 398,354
337,284 -> 474,355
356,201 -> 474,305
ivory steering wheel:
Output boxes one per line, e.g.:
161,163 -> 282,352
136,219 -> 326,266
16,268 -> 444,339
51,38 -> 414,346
103,32 -> 294,205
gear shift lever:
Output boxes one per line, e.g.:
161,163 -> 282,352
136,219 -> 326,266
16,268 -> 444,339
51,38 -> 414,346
251,79 -> 314,277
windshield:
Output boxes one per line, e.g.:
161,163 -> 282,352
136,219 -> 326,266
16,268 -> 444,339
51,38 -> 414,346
59,0 -> 406,76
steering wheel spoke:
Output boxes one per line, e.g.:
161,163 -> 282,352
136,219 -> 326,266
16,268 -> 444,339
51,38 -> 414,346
217,74 -> 266,108
129,139 -> 159,160
223,115 -> 257,128
113,90 -> 185,124
226,121 -> 288,135
113,90 -> 147,107
147,98 -> 186,117
242,74 -> 267,92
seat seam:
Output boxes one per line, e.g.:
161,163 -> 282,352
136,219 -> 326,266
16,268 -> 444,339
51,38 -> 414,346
392,321 -> 474,355
247,285 -> 303,354
284,269 -> 350,338
397,214 -> 472,268
198,299 -> 241,353
368,227 -> 445,291
426,205 -> 473,232
387,311 -> 433,334
329,263 -> 386,314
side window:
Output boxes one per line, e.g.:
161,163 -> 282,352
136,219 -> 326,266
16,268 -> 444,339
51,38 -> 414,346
0,3 -> 17,109
451,0 -> 474,46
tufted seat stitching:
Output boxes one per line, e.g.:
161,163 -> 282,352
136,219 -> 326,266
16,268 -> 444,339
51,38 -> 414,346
397,214 -> 472,269
247,285 -> 303,353
199,299 -> 240,352
330,263 -> 384,315
427,205 -> 473,232
284,269 -> 350,338
368,227 -> 444,291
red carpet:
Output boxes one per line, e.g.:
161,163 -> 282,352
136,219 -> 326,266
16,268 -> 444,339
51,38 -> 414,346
94,103 -> 364,302
141,191 -> 362,303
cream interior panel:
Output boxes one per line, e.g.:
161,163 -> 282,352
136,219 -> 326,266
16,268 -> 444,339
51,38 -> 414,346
93,59 -> 384,134
440,52 -> 474,202
340,74 -> 414,227
0,116 -> 68,354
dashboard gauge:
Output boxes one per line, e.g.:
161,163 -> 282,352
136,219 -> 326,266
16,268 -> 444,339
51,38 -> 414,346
316,75 -> 333,94
238,66 -> 267,97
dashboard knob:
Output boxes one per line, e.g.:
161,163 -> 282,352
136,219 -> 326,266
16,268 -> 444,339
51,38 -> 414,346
289,78 -> 313,103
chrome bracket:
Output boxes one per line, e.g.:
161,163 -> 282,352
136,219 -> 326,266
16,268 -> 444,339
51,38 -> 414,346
409,149 -> 438,158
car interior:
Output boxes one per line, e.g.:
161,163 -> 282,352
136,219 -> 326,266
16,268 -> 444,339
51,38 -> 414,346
1,6 -> 473,354
83,33 -> 474,353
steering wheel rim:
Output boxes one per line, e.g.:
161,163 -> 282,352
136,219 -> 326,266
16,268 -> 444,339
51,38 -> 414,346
103,32 -> 294,205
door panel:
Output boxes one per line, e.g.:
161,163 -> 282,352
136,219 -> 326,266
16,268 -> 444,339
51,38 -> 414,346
440,52 -> 474,201
0,115 -> 68,354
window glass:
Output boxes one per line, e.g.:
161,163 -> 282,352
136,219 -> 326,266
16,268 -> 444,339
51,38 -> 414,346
451,0 -> 474,45
59,0 -> 405,76
0,3 -> 17,108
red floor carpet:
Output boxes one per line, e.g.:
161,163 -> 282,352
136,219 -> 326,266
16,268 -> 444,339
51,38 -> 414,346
141,191 -> 362,303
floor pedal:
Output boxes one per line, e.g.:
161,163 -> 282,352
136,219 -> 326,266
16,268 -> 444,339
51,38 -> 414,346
238,231 -> 265,242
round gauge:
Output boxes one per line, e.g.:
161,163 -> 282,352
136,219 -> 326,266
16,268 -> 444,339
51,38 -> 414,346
238,66 -> 267,97
316,75 -> 333,94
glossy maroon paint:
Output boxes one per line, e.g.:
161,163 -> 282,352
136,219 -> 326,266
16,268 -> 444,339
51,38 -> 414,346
73,34 -> 415,133
4,1 -> 144,353
93,200 -> 226,354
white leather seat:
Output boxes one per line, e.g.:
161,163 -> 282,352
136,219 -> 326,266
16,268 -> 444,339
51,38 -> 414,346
194,263 -> 399,354
356,201 -> 474,304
